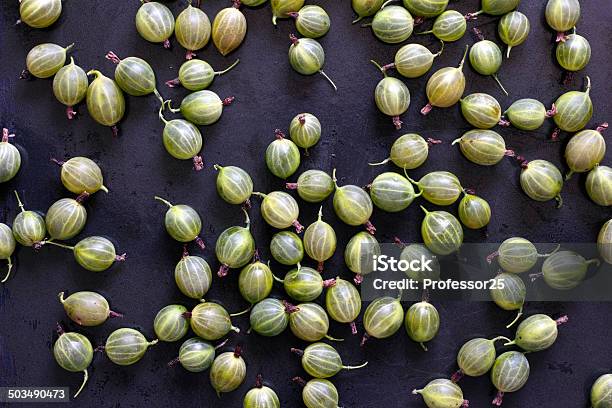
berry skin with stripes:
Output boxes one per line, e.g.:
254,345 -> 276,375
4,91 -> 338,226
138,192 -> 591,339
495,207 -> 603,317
452,129 -> 509,166
325,277 -> 362,330
351,0 -> 385,23
505,314 -> 567,352
12,191 -> 46,248
241,0 -> 267,6
159,103 -> 203,171
598,220 -> 612,264
135,1 -> 175,48
371,60 -> 411,130
412,378 -> 468,408
420,206 -> 463,255
249,298 -> 290,337
86,70 -> 125,135
105,328 -> 158,366
289,113 -> 322,149
272,0 -> 305,25
45,236 -> 126,272
270,231 -> 304,266
545,0 -> 581,41
556,33 -> 591,72
503,99 -> 550,131
332,169 -> 376,233
254,191 -> 303,232
498,11 -> 530,58
492,237 -> 559,274
370,133 -> 433,170
369,171 -> 419,212
490,273 -> 526,328
266,130 -> 301,179
243,375 -> 280,408
154,196 -> 205,248
212,1 -> 247,56
209,347 -> 247,396
19,0 -> 62,28
587,165 -> 612,207
59,291 -> 119,327
175,1 -> 211,59
172,337 -> 216,372
418,10 -> 466,42
154,304 -> 190,342
24,43 -> 73,79
53,58 -> 88,119
295,378 -> 340,408
278,266 -> 325,302
459,93 -> 502,129
591,374 -> 612,408
490,351 -> 530,406
540,250 -> 599,290
345,231 -> 380,278
53,329 -> 93,398
214,164 -> 253,204
174,252 -> 212,300
455,337 -> 510,379
239,257 -> 274,304
458,192 -> 491,230
290,6 -> 330,39
0,129 -> 21,183
215,209 -> 255,277
169,90 -> 234,126
403,0 -> 448,18
371,5 -> 414,44
105,52 -> 163,103
0,224 -> 16,283
54,157 -> 108,195
399,243 -> 440,282
287,302 -> 341,342
469,37 -> 508,96
404,301 -> 440,351
362,292 -> 404,342
421,45 -> 468,115
287,170 -> 334,203
553,76 -> 593,133
407,171 -> 462,206
470,0 -> 520,17
292,342 -> 368,378
303,207 -> 337,271
385,42 -> 444,79
45,198 -> 87,241
564,124 -> 606,179
288,35 -> 337,90
188,302 -> 240,340
519,159 -> 564,207
168,59 -> 240,91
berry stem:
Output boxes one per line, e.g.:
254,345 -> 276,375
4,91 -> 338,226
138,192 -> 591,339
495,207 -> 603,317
353,274 -> 363,285
163,39 -> 171,49
73,369 -> 88,399
319,70 -> 338,91
556,315 -> 569,325
154,196 -> 173,208
66,106 -> 77,119
185,50 -> 196,60
286,182 -> 298,190
167,357 -> 180,367
492,391 -> 504,406
290,347 -> 304,357
292,220 -> 304,233
506,306 -> 523,328
217,264 -> 230,277
222,96 -> 235,106
115,253 -> 127,262
193,155 -> 204,171
350,321 -> 357,335
368,158 -> 390,166
105,51 -> 122,65
420,102 -> 433,115
392,116 -> 403,129
370,60 -> 387,77
343,361 -> 368,370
215,59 -> 240,76
109,310 -> 124,318
13,190 -> 26,213
451,370 -> 464,383
292,377 -> 306,387
165,78 -> 180,88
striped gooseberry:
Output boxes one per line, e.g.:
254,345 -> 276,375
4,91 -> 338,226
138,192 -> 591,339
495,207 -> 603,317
168,337 -> 217,372
104,327 -> 158,366
505,313 -> 568,352
86,70 -> 126,136
467,0 -> 520,17
275,266 -> 328,302
396,239 -> 440,282
169,90 -> 235,126
552,76 -> 593,138
370,60 -> 410,129
53,325 -> 92,398
362,291 -> 404,345
287,170 -> 334,203
215,208 -> 255,277
351,0 -> 384,23
459,93 -> 503,129
19,0 -> 62,28
404,301 -> 440,350
212,0 -> 247,56
345,232 -> 381,283
458,191 -> 491,230
0,224 -> 16,283
490,351 -> 530,406
241,0 -> 267,6
403,0 -> 448,18
490,272 -> 526,328
266,129 -> 301,179
52,156 -> 108,194
469,29 -> 508,95
380,41 -> 444,79
174,248 -> 212,300
166,59 -> 240,91
238,253 -> 274,304
11,191 -> 45,248
293,377 -> 340,408
186,301 -> 241,340
53,57 -> 88,119
253,191 -> 303,232
487,237 -> 560,274
159,102 -> 203,171
325,277 -> 362,333
209,346 -> 247,395
586,165 -> 612,207
154,196 -> 205,248
498,11 -> 530,58
564,123 -> 607,179
214,164 -> 253,205
533,250 -> 599,290
270,231 -> 304,266
407,171 -> 462,206
421,45 -> 468,115
272,0 -> 304,25
0,129 -> 21,183
135,1 -> 174,48
23,43 -> 73,79
591,374 -> 612,408
289,113 -> 322,150
369,4 -> 414,44
417,10 -> 467,42
288,34 -> 337,90
154,304 -> 190,342
286,301 -> 342,342
556,30 -> 591,72
45,196 -> 88,241
291,342 -> 367,378
304,207 -> 337,271
503,98 -> 556,131
332,169 -> 376,233
249,298 -> 290,337
370,133 -> 440,170
519,159 -> 564,207
598,220 -> 612,264
175,0 -> 211,59
412,378 -> 468,408
105,52 -> 163,104
420,206 -> 463,255
59,291 -> 122,327
368,171 -> 419,212
243,375 -> 280,408
452,129 -> 512,166
45,236 -> 126,272
289,5 -> 330,39
452,336 -> 511,381
545,0 -> 580,42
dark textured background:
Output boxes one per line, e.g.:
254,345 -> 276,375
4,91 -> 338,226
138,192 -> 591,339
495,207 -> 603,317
1,0 -> 611,407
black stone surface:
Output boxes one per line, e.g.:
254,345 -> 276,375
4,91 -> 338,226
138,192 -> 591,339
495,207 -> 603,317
1,0 -> 611,407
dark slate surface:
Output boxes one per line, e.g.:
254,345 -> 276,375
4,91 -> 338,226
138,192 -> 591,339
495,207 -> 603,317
1,0 -> 611,407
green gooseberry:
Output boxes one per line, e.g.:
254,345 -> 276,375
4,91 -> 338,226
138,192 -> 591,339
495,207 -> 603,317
159,102 -> 203,171
407,171 -> 462,206
46,236 -> 126,272
591,374 -> 612,408
371,60 -> 411,130
265,129 -> 301,179
351,0 -> 385,24
210,347 -> 247,396
166,59 -> 240,91
105,52 -> 163,106
276,266 -> 326,302
170,337 -> 216,372
418,10 -> 466,42
598,220 -> 612,264
175,0 -> 211,59
241,0 -> 268,6
362,292 -> 404,343
59,290 -> 121,327
174,251 -> 212,300
135,1 -> 175,48
288,34 -> 337,90
345,232 -> 381,280
381,42 -> 444,79
459,93 -> 502,129
556,32 -> 591,72
53,329 -> 93,398
289,5 -> 330,39
458,191 -> 491,230
564,124 -> 607,179
421,45 -> 468,114
0,129 -> 21,183
490,351 -> 530,406
369,171 -> 419,212
404,301 -> 440,351
537,250 -> 599,290
420,206 -> 463,256
86,70 -> 126,136
243,375 -> 280,408
214,164 -> 253,205
503,98 -> 553,131
505,313 -> 567,352
253,191 -> 303,232
454,336 -> 510,379
399,242 -> 440,281
289,113 -> 322,149
491,237 -> 559,274
19,0 -> 62,28
24,42 -> 73,79
469,0 -> 520,17
211,1 -> 247,57
304,207 -> 337,271
325,277 -> 362,331
45,197 -> 87,241
215,209 -> 255,277
370,5 -> 414,44
105,328 -> 158,366
53,57 -> 88,119
53,156 -> 108,194
12,191 -> 46,248
490,272 -> 526,328
469,36 -> 508,96
296,378 -> 340,408
188,301 -> 240,340
249,298 -> 290,336
370,133 -> 435,170
270,231 -> 304,266
452,129 -> 510,166
154,196 -> 205,247
498,11 -> 530,58
519,159 -> 564,207
291,342 -> 367,379
239,257 -> 274,304
169,90 -> 234,126
287,170 -> 334,203
403,0 -> 448,18
412,378 -> 467,408
553,76 -> 593,134
545,0 -> 580,41
587,165 -> 612,207
332,169 -> 375,233
271,0 -> 304,25
154,304 -> 189,342
287,302 -> 342,342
